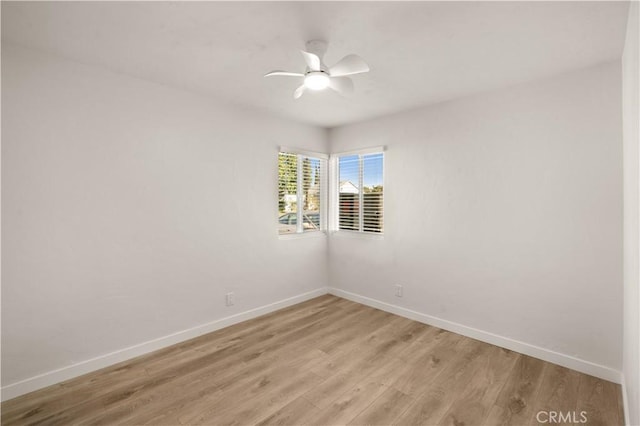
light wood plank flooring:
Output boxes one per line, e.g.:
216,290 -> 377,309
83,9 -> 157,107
1,295 -> 623,425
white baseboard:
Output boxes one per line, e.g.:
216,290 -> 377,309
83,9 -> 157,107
621,376 -> 631,426
328,287 -> 623,385
3,286 -> 624,406
1,287 -> 329,402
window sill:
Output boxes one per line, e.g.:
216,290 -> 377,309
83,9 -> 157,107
278,230 -> 327,240
329,230 -> 384,240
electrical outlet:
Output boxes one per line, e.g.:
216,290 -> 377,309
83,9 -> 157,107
395,285 -> 403,297
225,292 -> 235,306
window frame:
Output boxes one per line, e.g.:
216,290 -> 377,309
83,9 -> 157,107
278,147 -> 328,238
330,146 -> 385,235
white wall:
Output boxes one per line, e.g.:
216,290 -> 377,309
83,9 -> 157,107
329,63 -> 623,377
623,1 -> 640,424
1,44 -> 328,390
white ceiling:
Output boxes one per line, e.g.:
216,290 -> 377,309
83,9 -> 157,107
1,1 -> 629,128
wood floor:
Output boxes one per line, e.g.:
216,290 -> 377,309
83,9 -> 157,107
1,295 -> 623,426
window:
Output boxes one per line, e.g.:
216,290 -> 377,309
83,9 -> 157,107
336,150 -> 384,233
278,149 -> 326,235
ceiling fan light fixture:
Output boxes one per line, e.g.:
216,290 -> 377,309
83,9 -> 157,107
304,71 -> 330,90
264,42 -> 369,99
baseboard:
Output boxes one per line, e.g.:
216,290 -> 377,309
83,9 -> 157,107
3,286 -> 623,403
328,287 -> 622,384
621,376 -> 631,426
1,287 -> 329,402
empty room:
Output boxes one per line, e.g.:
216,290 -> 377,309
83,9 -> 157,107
1,1 -> 639,425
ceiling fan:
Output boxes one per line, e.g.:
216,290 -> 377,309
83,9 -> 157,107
264,40 -> 370,99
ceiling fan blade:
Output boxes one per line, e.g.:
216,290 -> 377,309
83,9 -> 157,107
301,50 -> 321,71
329,54 -> 370,77
293,84 -> 306,99
264,70 -> 304,77
329,76 -> 354,95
